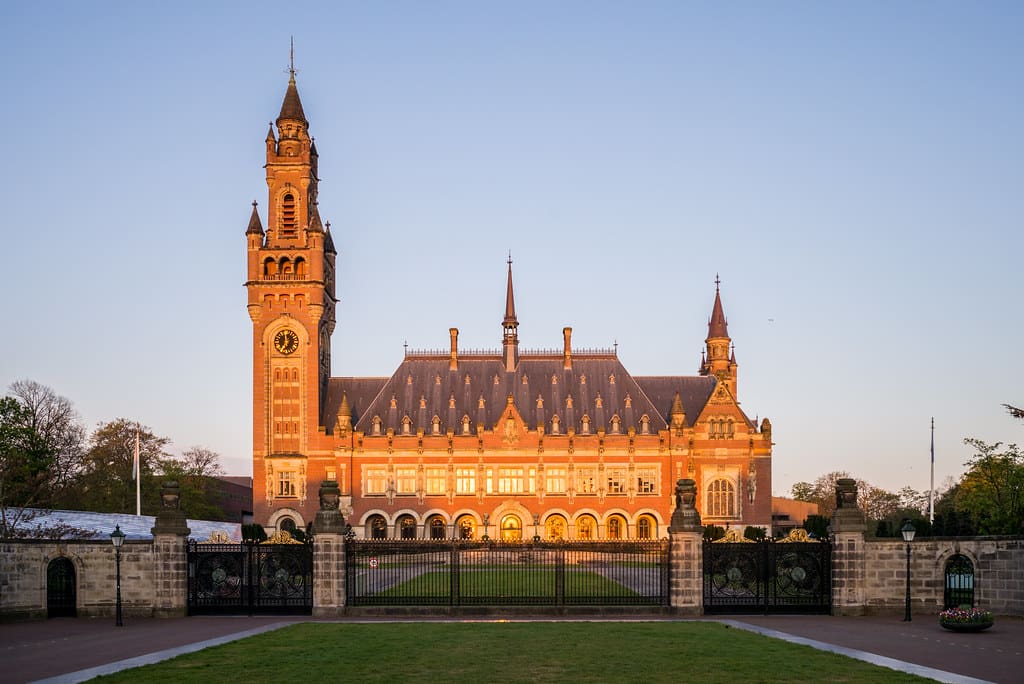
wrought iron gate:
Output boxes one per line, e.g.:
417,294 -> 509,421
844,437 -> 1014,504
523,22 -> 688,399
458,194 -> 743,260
703,536 -> 831,614
186,539 -> 313,615
47,557 -> 77,618
346,539 -> 669,607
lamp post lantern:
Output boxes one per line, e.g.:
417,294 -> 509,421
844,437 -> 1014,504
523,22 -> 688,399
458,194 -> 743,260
901,521 -> 916,622
110,524 -> 125,627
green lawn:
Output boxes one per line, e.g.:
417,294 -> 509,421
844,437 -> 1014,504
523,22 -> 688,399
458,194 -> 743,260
375,569 -> 638,597
91,622 -> 928,683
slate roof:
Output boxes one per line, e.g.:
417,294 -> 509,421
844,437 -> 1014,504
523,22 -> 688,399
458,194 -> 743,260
277,73 -> 307,125
9,508 -> 241,541
324,353 -> 722,435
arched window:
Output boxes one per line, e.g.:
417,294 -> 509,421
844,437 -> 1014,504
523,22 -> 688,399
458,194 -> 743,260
263,257 -> 278,276
428,516 -> 447,540
280,193 -> 297,237
397,514 -> 417,540
944,554 -> 975,609
279,517 -> 297,534
367,514 -> 388,540
294,257 -> 307,277
707,479 -> 736,517
456,514 -> 476,540
545,514 -> 567,541
500,514 -> 522,542
637,515 -> 655,540
607,515 -> 625,540
576,514 -> 596,540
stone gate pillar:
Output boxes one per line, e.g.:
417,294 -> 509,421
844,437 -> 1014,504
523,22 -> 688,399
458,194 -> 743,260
830,477 -> 867,615
312,480 -> 347,617
668,478 -> 704,615
150,481 -> 191,617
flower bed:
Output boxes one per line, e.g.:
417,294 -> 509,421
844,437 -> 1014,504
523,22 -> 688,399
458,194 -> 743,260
938,607 -> 994,632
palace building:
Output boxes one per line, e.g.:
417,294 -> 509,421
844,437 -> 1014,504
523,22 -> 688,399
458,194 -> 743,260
246,71 -> 774,540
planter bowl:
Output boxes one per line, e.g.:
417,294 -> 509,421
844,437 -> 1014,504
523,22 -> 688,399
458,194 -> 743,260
940,621 -> 993,632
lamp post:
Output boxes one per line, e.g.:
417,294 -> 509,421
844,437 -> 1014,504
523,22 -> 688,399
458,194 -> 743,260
110,524 -> 125,627
901,520 -> 916,622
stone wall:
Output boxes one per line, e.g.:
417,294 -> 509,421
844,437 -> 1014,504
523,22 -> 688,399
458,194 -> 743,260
859,536 -> 1024,617
0,540 -> 159,621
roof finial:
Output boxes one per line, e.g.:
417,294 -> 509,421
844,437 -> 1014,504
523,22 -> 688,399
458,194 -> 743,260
289,36 -> 296,80
507,250 -> 512,266
715,272 -> 721,292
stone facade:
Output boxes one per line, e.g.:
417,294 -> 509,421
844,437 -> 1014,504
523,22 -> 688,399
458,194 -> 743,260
0,540 -> 161,621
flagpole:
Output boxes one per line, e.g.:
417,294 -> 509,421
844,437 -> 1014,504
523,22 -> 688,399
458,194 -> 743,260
135,425 -> 141,516
929,417 -> 935,524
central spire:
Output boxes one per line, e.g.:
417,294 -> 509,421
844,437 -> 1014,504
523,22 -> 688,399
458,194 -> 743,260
502,253 -> 519,372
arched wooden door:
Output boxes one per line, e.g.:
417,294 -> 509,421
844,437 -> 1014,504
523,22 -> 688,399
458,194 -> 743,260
47,557 -> 76,618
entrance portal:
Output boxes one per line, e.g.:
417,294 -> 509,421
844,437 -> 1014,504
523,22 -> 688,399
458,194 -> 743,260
47,557 -> 76,618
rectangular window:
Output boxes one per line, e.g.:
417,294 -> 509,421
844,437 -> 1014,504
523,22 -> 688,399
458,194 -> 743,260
277,471 -> 296,497
395,467 -> 417,494
497,467 -> 524,494
576,468 -> 597,494
325,468 -> 337,482
606,468 -> 626,495
365,467 -> 387,495
637,467 -> 658,494
455,467 -> 476,494
546,468 -> 566,494
425,468 -> 447,495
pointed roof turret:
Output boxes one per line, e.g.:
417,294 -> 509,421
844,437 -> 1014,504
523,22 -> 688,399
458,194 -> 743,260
265,123 -> 276,143
309,202 -> 324,234
246,201 -> 264,235
277,43 -> 308,127
324,220 -> 336,254
503,253 -> 518,328
707,274 -> 729,339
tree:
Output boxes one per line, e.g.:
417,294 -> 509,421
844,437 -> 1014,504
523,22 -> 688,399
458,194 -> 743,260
74,419 -> 170,514
159,446 -> 227,520
0,397 -> 50,536
954,438 -> 1024,535
8,380 -> 86,506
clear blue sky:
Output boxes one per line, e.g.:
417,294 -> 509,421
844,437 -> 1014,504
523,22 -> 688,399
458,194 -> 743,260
2,2 -> 1021,496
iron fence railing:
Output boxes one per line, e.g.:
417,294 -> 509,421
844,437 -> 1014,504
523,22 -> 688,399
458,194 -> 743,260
345,538 -> 668,607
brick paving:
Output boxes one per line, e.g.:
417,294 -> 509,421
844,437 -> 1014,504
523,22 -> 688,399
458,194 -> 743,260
1,613 -> 1020,683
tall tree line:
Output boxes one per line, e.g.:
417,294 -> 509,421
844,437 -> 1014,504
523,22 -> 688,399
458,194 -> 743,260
0,380 -> 229,537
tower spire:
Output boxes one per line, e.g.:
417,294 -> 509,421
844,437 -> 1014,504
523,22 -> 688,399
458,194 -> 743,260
701,275 -> 737,394
502,254 -> 519,372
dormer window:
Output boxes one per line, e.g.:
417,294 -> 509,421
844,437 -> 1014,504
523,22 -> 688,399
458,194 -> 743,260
401,415 -> 412,435
640,415 -> 650,435
581,415 -> 591,435
432,415 -> 441,435
461,415 -> 471,435
372,416 -> 382,436
610,415 -> 620,434
551,415 -> 560,435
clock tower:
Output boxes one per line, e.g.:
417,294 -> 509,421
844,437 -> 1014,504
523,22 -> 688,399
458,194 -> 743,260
245,65 -> 337,521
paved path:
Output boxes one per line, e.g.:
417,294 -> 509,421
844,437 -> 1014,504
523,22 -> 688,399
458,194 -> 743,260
0,614 -> 1020,683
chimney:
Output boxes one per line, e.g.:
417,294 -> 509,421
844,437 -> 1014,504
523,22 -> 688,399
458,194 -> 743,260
449,327 -> 459,371
563,327 -> 572,370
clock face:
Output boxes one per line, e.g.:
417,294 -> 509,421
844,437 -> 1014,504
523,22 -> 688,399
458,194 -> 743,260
274,329 -> 299,355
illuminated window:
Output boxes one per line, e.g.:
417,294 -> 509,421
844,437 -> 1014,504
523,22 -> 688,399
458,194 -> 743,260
456,515 -> 476,539
637,515 -> 655,539
606,468 -> 626,495
707,478 -> 736,517
425,468 -> 446,495
607,515 -> 625,539
576,515 -> 596,540
397,515 -> 417,539
576,468 -> 597,494
545,514 -> 566,540
427,516 -> 447,539
277,471 -> 296,497
365,467 -> 387,495
455,467 -> 476,494
395,468 -> 417,494
545,467 -> 566,495
636,467 -> 658,495
497,468 -> 524,494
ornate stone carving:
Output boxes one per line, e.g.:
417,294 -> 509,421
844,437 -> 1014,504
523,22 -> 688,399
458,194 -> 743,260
668,478 -> 703,532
